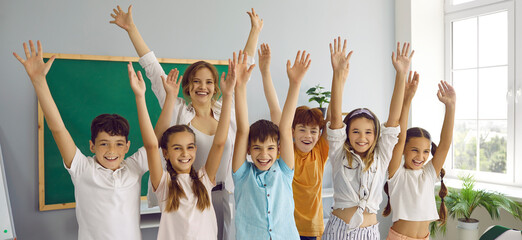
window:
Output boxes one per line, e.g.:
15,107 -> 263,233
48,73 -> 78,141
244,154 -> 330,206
444,0 -> 519,185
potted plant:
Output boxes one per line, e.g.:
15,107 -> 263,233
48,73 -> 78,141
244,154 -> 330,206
430,175 -> 522,239
306,84 -> 330,117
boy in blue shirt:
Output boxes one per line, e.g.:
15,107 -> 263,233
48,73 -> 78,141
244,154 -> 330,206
232,50 -> 311,240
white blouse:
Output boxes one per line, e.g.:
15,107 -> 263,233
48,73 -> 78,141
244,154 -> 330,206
388,160 -> 440,222
139,51 -> 253,206
326,121 -> 400,231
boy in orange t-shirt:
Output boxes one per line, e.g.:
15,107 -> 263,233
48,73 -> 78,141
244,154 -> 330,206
258,43 -> 330,239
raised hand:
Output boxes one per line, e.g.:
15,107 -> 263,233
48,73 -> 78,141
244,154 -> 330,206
330,37 -> 353,76
110,5 -> 134,31
13,40 -> 55,81
405,71 -> 419,101
258,43 -> 271,73
220,57 -> 237,96
128,62 -> 146,98
391,42 -> 414,74
247,8 -> 263,32
286,50 -> 311,85
437,80 -> 456,107
235,50 -> 255,88
161,69 -> 182,96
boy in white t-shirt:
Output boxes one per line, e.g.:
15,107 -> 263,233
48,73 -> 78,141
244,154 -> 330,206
13,41 -> 148,240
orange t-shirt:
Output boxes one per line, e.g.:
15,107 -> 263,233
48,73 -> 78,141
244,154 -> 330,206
292,137 -> 329,237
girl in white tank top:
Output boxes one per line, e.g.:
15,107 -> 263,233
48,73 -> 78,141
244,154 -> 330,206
384,73 -> 456,240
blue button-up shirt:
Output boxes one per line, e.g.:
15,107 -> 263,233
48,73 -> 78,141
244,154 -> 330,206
233,159 -> 299,240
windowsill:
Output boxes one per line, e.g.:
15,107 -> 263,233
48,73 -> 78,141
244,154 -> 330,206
442,177 -> 522,202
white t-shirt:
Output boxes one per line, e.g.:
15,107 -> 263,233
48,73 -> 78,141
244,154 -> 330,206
327,121 -> 400,231
388,160 -> 440,222
65,147 -> 148,240
154,168 -> 217,240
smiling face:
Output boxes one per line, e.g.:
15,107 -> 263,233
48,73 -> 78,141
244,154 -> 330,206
347,117 -> 376,156
293,124 -> 320,153
248,138 -> 279,171
89,131 -> 130,171
162,131 -> 197,174
189,67 -> 216,105
403,137 -> 431,170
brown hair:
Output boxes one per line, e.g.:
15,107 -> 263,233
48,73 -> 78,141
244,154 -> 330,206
292,106 -> 326,132
159,125 -> 210,212
248,119 -> 279,149
181,61 -> 221,104
343,108 -> 380,172
90,114 -> 130,143
382,127 -> 448,225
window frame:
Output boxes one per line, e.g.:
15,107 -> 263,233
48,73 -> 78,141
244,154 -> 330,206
444,0 -> 517,186
445,0 -> 510,13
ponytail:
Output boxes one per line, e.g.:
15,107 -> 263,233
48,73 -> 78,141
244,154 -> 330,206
430,141 -> 447,224
431,142 -> 437,157
383,182 -> 391,217
164,163 -> 211,212
438,168 -> 448,224
189,167 -> 211,211
165,161 -> 187,212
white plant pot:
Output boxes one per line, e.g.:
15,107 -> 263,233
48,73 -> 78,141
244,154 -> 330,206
457,218 -> 479,240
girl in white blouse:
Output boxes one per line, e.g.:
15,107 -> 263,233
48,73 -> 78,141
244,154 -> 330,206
384,74 -> 456,240
322,39 -> 412,240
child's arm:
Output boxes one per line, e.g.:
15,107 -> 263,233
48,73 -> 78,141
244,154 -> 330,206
320,104 -> 332,139
329,37 -> 353,130
243,8 -> 263,58
13,41 -> 77,167
110,5 -> 150,57
280,51 -> 311,169
128,63 -> 163,190
432,81 -> 456,174
205,57 -> 236,183
154,69 -> 182,142
386,42 -> 414,127
258,43 -> 282,125
232,51 -> 256,173
388,71 -> 419,178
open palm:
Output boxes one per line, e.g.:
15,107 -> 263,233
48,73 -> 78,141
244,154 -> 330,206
330,37 -> 352,73
161,69 -> 182,96
437,80 -> 456,106
392,42 -> 414,74
110,5 -> 134,31
13,40 -> 55,81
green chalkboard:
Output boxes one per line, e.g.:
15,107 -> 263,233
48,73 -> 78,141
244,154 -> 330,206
38,53 -> 228,211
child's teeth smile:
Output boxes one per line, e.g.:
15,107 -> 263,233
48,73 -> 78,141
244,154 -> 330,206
412,159 -> 423,166
105,156 -> 118,161
178,159 -> 190,163
258,159 -> 271,165
196,91 -> 208,96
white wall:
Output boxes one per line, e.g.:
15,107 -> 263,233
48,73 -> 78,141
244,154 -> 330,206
0,0 -> 396,239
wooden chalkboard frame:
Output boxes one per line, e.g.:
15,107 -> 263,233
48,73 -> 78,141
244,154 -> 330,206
38,53 -> 228,211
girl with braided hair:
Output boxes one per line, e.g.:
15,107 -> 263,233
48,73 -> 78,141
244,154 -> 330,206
384,72 -> 456,240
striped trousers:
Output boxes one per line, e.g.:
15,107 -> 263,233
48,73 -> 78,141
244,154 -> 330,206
322,215 -> 380,240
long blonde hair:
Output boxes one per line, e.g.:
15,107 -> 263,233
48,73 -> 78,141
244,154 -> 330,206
342,108 -> 380,172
